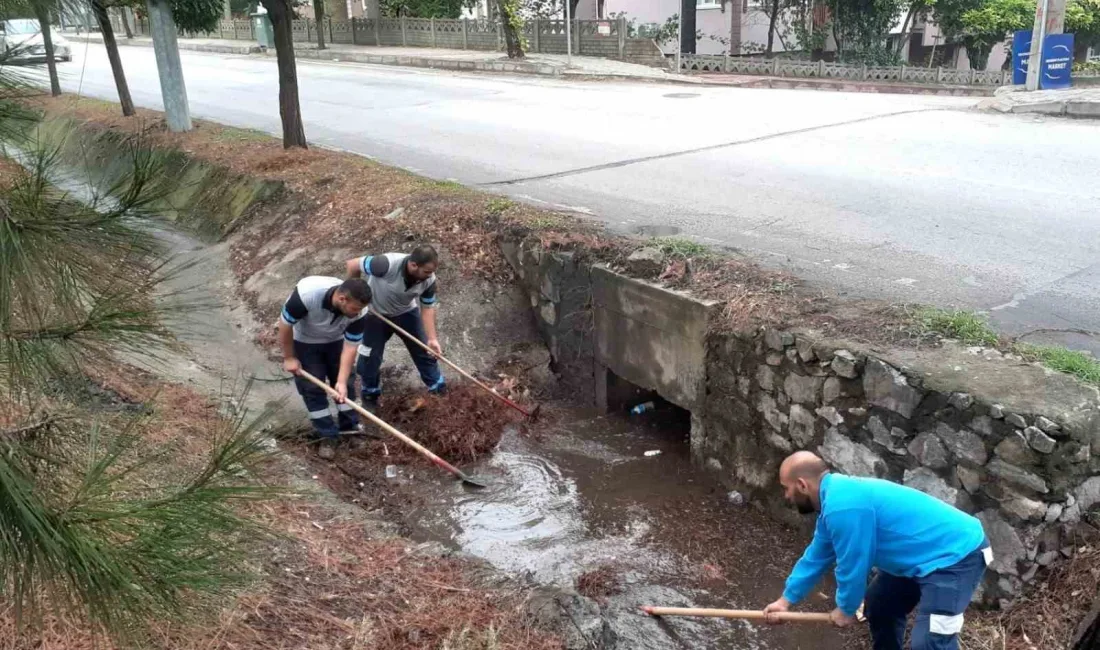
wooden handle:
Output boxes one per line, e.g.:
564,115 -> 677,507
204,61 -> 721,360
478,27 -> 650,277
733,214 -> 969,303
641,606 -> 832,623
368,308 -> 533,418
296,370 -> 465,478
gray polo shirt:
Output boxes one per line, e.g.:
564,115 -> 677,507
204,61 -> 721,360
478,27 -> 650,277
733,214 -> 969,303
354,253 -> 438,317
280,276 -> 367,344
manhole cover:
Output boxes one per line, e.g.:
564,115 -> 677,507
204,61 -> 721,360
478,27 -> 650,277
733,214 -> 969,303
662,92 -> 701,99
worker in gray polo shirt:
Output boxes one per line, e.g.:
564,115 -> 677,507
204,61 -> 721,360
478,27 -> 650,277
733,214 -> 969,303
279,276 -> 372,459
345,244 -> 444,412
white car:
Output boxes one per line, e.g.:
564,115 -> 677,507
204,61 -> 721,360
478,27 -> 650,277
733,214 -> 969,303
1,18 -> 72,64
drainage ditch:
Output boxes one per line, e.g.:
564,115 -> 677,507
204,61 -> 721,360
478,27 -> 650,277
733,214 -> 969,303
26,147 -> 855,649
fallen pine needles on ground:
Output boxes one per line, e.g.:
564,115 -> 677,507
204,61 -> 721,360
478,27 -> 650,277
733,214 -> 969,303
575,565 -> 623,601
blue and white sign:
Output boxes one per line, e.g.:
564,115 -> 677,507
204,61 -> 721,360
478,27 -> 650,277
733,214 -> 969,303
1012,29 -> 1032,85
1040,33 -> 1074,90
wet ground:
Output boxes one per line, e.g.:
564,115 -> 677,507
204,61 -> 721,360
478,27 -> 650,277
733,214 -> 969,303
37,155 -> 859,650
358,403 -> 853,650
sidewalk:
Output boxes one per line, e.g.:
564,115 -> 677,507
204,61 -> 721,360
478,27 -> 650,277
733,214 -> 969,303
98,34 -> 1026,95
978,85 -> 1100,118
693,72 -> 998,96
110,35 -> 692,83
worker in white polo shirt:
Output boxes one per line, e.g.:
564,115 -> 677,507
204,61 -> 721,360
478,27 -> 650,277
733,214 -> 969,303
279,276 -> 371,459
345,244 -> 445,413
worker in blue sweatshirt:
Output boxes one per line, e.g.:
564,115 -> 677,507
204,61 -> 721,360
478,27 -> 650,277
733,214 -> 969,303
763,451 -> 992,650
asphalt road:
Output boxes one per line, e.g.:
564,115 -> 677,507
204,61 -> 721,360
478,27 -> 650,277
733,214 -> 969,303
50,41 -> 1100,353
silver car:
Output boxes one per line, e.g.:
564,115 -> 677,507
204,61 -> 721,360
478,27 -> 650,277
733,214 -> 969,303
1,18 -> 72,63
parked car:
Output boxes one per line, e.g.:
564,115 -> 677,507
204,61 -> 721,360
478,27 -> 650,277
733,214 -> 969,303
1,18 -> 72,63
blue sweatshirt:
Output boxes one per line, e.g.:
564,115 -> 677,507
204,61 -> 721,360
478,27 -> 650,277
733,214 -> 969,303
782,473 -> 987,615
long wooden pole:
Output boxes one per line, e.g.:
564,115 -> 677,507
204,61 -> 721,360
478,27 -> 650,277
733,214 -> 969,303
641,606 -> 832,623
296,370 -> 486,487
368,309 -> 537,419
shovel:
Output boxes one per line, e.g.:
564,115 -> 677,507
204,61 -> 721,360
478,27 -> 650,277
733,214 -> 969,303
297,370 -> 489,488
368,308 -> 541,421
641,606 -> 832,623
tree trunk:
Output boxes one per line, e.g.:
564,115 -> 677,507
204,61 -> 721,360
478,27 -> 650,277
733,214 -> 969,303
92,0 -> 135,117
497,0 -> 524,59
765,0 -> 780,57
122,8 -> 135,38
680,0 -> 696,54
728,0 -> 742,55
261,0 -> 308,149
33,5 -> 62,97
146,0 -> 191,132
895,4 -> 918,59
313,0 -> 326,49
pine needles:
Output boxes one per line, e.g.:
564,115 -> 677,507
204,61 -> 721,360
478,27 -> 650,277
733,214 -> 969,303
0,53 -> 279,645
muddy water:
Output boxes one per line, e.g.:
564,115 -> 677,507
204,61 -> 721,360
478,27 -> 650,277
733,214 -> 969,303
37,156 -> 852,650
389,406 -> 848,650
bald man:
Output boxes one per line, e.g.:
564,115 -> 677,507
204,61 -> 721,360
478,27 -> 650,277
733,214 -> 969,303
763,452 -> 991,650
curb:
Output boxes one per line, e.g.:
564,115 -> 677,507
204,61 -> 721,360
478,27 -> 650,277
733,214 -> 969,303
115,38 -> 259,55
283,46 -> 562,76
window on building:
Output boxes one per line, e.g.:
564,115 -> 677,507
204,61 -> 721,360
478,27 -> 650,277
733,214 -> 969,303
697,0 -> 721,8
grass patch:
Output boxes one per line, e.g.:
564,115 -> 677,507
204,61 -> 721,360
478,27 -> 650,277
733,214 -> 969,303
652,236 -> 711,259
433,179 -> 467,192
1015,344 -> 1100,386
912,308 -> 1100,387
485,196 -> 515,217
527,215 -> 563,229
212,126 -> 272,143
912,307 -> 1000,346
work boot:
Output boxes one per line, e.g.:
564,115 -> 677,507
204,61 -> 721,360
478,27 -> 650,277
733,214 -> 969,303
345,425 -> 371,451
316,438 -> 338,460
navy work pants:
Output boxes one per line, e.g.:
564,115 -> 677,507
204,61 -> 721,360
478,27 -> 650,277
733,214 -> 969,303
357,309 -> 444,398
292,340 -> 357,439
864,543 -> 990,650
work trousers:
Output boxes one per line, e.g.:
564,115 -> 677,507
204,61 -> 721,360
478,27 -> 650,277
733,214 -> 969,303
864,542 -> 990,650
356,308 -> 444,399
292,340 -> 357,439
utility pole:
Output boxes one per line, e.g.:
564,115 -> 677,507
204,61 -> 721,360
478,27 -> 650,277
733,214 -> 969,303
146,0 -> 192,132
1025,0 -> 1067,90
224,0 -> 232,20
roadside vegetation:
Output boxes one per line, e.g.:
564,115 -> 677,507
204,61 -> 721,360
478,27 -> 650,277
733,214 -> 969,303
913,307 -> 1100,387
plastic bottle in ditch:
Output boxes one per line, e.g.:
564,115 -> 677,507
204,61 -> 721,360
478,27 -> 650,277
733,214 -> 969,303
630,401 -> 656,416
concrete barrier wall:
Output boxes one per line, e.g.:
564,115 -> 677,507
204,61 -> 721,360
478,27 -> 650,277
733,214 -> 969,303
590,266 -> 715,413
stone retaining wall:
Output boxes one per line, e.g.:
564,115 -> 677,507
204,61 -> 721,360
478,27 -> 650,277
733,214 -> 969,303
703,329 -> 1100,604
502,232 -> 1100,606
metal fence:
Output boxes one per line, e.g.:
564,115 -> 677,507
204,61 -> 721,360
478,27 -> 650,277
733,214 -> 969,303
113,15 -> 663,60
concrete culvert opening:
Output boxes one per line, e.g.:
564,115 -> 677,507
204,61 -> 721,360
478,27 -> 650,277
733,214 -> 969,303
605,368 -> 692,448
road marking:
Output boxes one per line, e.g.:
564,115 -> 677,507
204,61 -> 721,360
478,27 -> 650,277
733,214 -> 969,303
482,108 -> 950,186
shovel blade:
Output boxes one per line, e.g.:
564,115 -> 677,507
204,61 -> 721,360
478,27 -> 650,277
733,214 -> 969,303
459,473 -> 490,488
